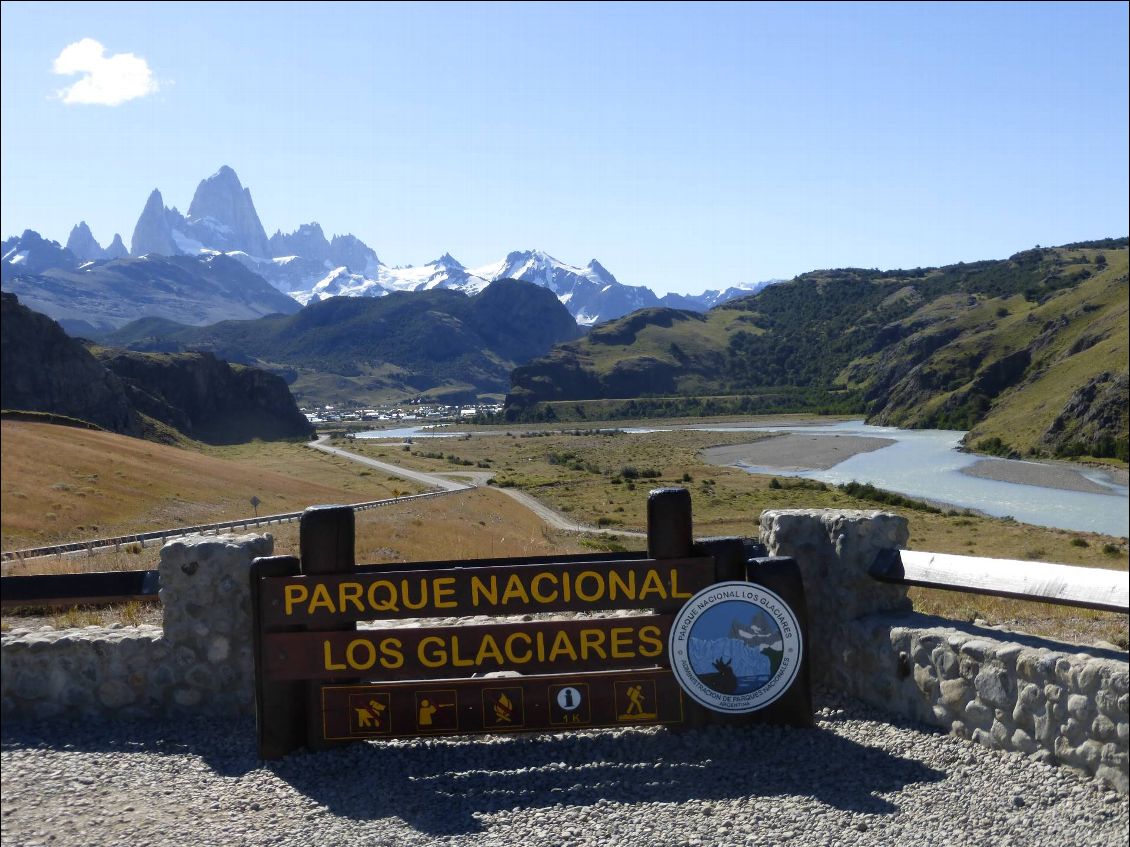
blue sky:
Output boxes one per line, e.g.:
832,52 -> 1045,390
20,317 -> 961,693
2,1 -> 1127,295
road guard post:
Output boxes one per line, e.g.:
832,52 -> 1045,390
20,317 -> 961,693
251,488 -> 813,759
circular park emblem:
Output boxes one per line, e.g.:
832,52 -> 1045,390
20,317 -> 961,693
668,581 -> 803,713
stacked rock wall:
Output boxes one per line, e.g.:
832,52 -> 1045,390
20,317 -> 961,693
2,513 -> 1127,792
761,509 -> 1129,793
1,533 -> 270,719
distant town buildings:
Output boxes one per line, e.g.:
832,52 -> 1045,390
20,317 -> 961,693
301,401 -> 503,426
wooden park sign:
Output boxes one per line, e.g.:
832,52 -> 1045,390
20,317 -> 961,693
251,488 -> 812,759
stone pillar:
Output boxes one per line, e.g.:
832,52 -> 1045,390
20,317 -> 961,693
759,509 -> 910,687
159,532 -> 273,714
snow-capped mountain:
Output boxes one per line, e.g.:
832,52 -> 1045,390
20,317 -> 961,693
113,166 -> 778,325
660,280 -> 782,311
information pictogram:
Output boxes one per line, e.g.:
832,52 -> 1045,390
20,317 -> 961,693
548,682 -> 591,725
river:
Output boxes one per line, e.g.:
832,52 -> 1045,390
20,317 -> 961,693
650,420 -> 1128,537
357,421 -> 1129,537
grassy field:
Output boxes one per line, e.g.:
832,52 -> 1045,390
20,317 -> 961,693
1,487 -> 592,628
2,417 -> 1126,646
342,425 -> 1129,646
0,421 -> 426,549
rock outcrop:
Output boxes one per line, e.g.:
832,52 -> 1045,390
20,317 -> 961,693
1040,371 -> 1129,460
65,223 -> 129,262
104,233 -> 129,259
97,349 -> 314,444
1,293 -> 312,445
0,293 -> 141,435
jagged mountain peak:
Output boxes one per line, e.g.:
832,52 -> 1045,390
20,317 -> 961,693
2,229 -> 78,276
66,221 -> 105,261
105,233 -> 129,259
585,259 -> 618,284
295,222 -> 326,237
210,164 -> 240,181
142,188 -> 164,210
434,252 -> 464,269
186,166 -> 270,258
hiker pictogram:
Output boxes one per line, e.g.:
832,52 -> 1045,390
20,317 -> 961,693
615,680 -> 658,721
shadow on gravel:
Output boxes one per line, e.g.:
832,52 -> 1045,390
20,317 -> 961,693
0,715 -> 261,780
2,712 -> 946,837
271,722 -> 946,836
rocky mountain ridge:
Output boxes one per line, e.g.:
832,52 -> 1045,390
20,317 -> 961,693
1,293 -> 313,445
66,222 -> 129,262
29,165 -> 768,325
2,235 -> 300,336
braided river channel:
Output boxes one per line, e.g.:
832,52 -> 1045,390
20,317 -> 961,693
359,421 -> 1129,537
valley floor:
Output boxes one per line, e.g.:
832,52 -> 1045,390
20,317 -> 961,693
2,415 -> 1127,646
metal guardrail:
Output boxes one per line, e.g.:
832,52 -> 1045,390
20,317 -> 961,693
870,549 -> 1130,613
0,489 -> 459,564
1,569 -> 161,610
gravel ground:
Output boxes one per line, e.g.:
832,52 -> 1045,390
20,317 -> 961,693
702,435 -> 897,473
960,458 -> 1126,495
2,688 -> 1126,847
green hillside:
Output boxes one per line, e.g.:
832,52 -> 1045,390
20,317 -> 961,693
103,279 -> 582,406
506,240 -> 1128,461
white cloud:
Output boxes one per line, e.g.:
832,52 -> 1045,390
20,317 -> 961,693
52,38 -> 159,106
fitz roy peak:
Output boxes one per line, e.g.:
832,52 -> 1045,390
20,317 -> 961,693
122,166 -> 775,325
131,166 -> 271,258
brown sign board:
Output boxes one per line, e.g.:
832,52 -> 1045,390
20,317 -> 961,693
251,495 -> 814,760
263,614 -> 675,682
257,557 -> 715,627
320,668 -> 687,740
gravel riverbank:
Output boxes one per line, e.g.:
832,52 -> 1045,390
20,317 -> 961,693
3,688 -> 1125,847
702,434 -> 897,473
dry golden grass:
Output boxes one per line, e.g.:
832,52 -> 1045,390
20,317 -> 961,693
4,420 -> 1126,647
0,421 -> 425,549
344,427 -> 1129,646
1,488 -> 600,629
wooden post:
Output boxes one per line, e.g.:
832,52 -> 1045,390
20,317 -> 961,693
251,555 -> 304,760
693,536 -> 747,583
745,555 -> 814,728
299,505 -> 356,751
647,487 -> 692,559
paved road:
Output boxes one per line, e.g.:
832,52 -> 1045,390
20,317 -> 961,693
312,437 -> 645,539
311,437 -> 473,492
